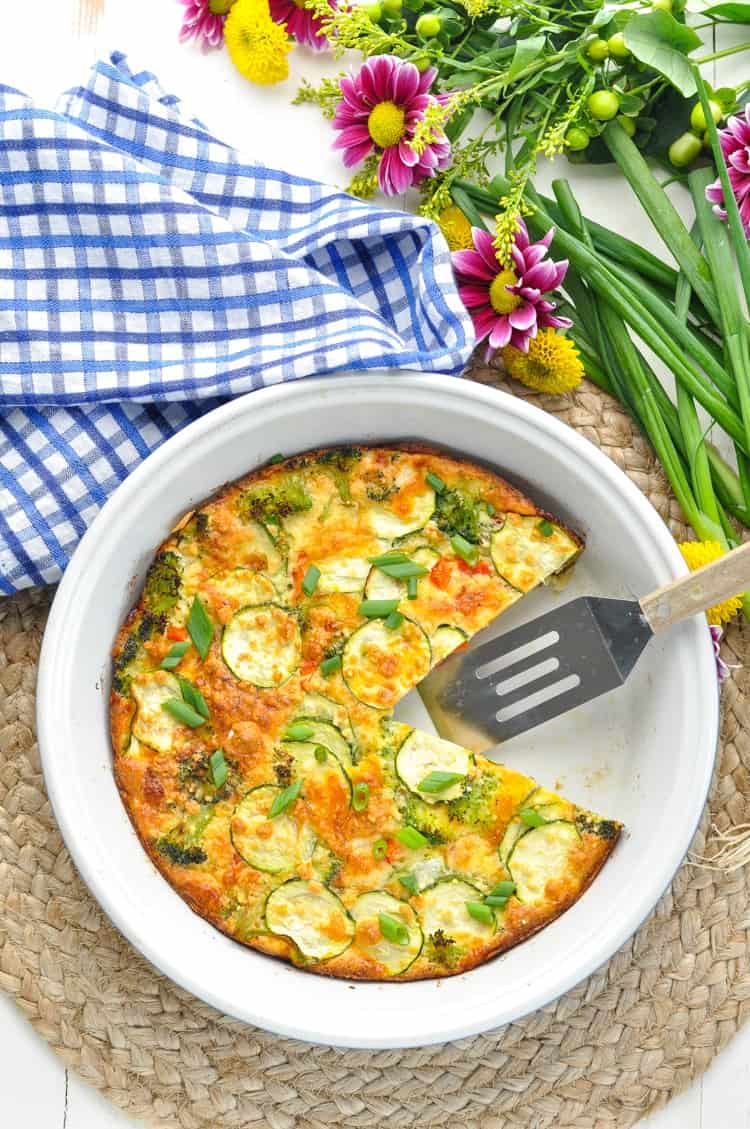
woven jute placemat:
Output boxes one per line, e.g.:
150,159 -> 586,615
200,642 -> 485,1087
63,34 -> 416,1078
2,370 -> 750,1129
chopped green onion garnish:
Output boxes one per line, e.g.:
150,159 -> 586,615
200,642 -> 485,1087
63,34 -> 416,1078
301,564 -> 321,597
159,641 -> 191,671
485,502 -> 495,516
538,519 -> 555,537
269,453 -> 285,464
314,745 -> 328,764
451,534 -> 480,566
489,880 -> 516,898
284,721 -> 315,741
268,779 -> 303,819
466,900 -> 494,925
519,808 -> 546,828
426,471 -> 446,494
407,576 -> 419,600
373,837 -> 388,860
187,595 -> 214,660
418,770 -> 465,794
396,825 -> 428,850
352,782 -> 370,811
384,610 -> 404,631
368,551 -> 410,566
320,654 -> 342,676
162,698 -> 205,728
209,748 -> 228,788
398,872 -> 419,895
484,895 -> 509,908
358,598 -> 401,618
177,676 -> 210,719
378,912 -> 410,946
377,560 -> 429,579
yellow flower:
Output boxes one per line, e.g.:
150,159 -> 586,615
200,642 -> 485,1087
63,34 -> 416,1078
678,540 -> 743,626
501,329 -> 584,394
438,205 -> 473,251
225,0 -> 292,86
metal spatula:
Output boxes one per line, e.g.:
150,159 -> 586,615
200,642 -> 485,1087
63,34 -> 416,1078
419,539 -> 750,751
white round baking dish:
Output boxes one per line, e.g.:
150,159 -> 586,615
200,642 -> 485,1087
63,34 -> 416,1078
37,372 -> 718,1048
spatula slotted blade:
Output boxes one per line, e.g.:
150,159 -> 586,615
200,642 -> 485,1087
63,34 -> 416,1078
422,597 -> 653,750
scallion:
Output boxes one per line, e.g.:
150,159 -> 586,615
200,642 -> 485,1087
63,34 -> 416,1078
450,534 -> 479,566
378,912 -> 410,946
376,560 -> 429,579
177,676 -> 210,720
484,895 -> 509,908
209,748 -> 228,788
384,610 -> 404,631
418,770 -> 465,793
268,779 -> 303,819
162,698 -> 205,728
320,654 -> 342,676
373,837 -> 388,860
407,576 -> 419,600
314,745 -> 329,763
466,901 -> 494,925
369,551 -> 410,566
284,721 -> 315,741
537,519 -> 554,537
426,471 -> 446,494
352,781 -> 370,811
160,641 -> 191,670
398,872 -> 419,895
269,453 -> 285,464
301,565 -> 321,597
396,825 -> 428,850
489,880 -> 516,898
187,596 -> 214,661
358,598 -> 401,618
519,808 -> 546,828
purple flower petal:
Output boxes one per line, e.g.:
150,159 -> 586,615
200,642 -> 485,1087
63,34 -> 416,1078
458,284 -> 494,309
508,303 -> 537,331
452,248 -> 496,282
473,229 -> 500,273
488,317 -> 513,349
472,306 -> 500,342
398,140 -> 419,168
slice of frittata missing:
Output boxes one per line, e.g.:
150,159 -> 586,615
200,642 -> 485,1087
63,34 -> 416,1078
110,444 -> 620,981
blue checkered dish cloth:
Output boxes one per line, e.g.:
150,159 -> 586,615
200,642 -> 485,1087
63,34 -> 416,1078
0,53 -> 474,593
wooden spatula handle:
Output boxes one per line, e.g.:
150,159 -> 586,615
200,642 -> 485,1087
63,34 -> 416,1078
640,540 -> 750,633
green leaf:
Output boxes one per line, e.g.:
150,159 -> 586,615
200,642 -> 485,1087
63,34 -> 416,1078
623,12 -> 702,97
507,36 -> 546,82
704,2 -> 750,21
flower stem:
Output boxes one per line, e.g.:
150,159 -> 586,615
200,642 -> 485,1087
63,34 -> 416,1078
694,41 -> 750,65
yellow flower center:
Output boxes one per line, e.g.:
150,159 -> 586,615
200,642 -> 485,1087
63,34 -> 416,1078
489,269 -> 521,315
368,102 -> 406,149
438,205 -> 473,252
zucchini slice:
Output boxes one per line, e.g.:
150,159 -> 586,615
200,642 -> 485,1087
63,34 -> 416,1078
230,785 -> 315,874
286,718 -> 352,767
342,617 -> 431,708
395,730 -> 471,804
400,855 -> 447,893
131,671 -> 181,753
265,879 -> 354,961
364,546 -> 440,601
282,741 -> 353,805
490,514 -> 580,593
418,877 -> 495,943
508,820 -> 580,905
206,567 -> 276,609
369,485 -> 436,539
222,603 -> 301,687
315,555 -> 372,595
351,890 -> 423,975
430,624 -> 468,665
299,692 -> 357,749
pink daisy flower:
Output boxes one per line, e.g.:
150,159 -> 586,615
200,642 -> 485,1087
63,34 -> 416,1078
705,105 -> 750,236
269,0 -> 332,49
452,221 -> 570,357
178,0 -> 230,50
332,55 -> 452,196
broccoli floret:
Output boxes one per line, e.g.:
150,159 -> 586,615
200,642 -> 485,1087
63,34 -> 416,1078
401,793 -> 450,844
274,749 -> 293,787
156,839 -> 207,866
177,752 -> 237,803
316,447 -> 361,502
112,633 -> 139,695
154,805 -> 214,866
446,772 -> 500,829
435,486 -> 481,543
576,812 -> 619,840
238,474 -> 312,528
195,511 -> 209,535
424,930 -> 466,969
143,551 -> 182,615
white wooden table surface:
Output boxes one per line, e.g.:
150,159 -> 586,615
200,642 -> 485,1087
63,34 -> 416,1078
2,2 -> 749,1125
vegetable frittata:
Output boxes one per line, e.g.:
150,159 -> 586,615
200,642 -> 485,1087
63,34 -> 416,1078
110,445 -> 621,980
